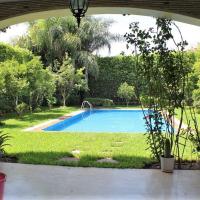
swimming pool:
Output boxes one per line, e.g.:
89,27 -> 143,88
44,109 -> 153,133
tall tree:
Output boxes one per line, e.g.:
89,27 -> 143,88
14,17 -> 119,76
57,56 -> 87,106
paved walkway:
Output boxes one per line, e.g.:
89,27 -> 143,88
0,163 -> 199,200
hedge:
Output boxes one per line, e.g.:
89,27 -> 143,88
84,97 -> 113,107
88,56 -> 138,102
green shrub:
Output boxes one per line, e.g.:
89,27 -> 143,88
0,132 -> 11,157
117,82 -> 135,106
193,88 -> 200,110
103,99 -> 114,106
34,107 -> 42,113
15,102 -> 28,116
85,98 -> 113,107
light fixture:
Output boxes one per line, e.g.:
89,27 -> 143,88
69,0 -> 89,28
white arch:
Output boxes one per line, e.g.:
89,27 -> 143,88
1,7 -> 200,28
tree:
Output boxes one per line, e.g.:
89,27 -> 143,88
76,17 -> 119,82
0,60 -> 28,110
117,82 -> 135,106
25,57 -> 56,110
57,57 -> 76,107
124,18 -> 192,168
57,56 -> 88,106
14,17 -> 119,104
0,43 -> 56,113
14,16 -> 119,77
74,68 -> 89,104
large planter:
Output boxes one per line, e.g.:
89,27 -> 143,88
0,173 -> 6,200
160,155 -> 175,173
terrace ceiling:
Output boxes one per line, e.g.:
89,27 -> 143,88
0,0 -> 200,27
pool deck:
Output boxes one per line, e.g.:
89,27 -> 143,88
24,110 -> 84,131
1,162 -> 200,200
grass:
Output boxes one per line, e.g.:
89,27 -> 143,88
175,108 -> 200,127
0,106 -> 194,168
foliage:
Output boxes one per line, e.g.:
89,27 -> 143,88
15,17 -> 118,76
34,107 -> 42,113
117,82 -> 135,106
57,57 -> 75,106
125,18 -> 191,167
74,68 -> 89,93
187,108 -> 200,157
0,42 -> 33,63
85,97 -> 114,107
57,56 -> 87,106
0,43 -> 56,113
0,60 -> 29,110
193,88 -> 200,109
88,56 -> 139,102
25,57 -> 56,111
14,17 -> 119,105
15,102 -> 28,117
0,132 -> 11,156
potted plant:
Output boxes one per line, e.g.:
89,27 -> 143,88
160,138 -> 175,173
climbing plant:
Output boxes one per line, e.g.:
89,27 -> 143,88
125,18 -> 192,168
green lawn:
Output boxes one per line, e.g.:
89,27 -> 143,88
0,107 -> 193,168
175,108 -> 200,128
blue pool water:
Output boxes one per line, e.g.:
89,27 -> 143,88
44,109 -> 154,133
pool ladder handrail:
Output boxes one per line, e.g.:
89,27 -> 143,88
81,101 -> 93,117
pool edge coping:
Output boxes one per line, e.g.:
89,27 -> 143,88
24,110 -> 85,132
24,108 -> 146,132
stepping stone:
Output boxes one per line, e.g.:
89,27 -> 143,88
97,158 -> 119,164
102,150 -> 113,153
71,149 -> 80,154
59,116 -> 71,120
59,156 -> 79,162
114,141 -> 124,144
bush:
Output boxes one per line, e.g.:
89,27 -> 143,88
85,98 -> 114,107
15,102 -> 28,116
0,132 -> 11,157
193,88 -> 200,109
117,82 -> 135,106
34,107 -> 42,113
196,108 -> 200,114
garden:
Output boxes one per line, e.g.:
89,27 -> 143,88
0,17 -> 200,170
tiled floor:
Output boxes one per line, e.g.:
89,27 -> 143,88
0,163 -> 199,200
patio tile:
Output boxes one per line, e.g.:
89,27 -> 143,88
0,163 -> 199,200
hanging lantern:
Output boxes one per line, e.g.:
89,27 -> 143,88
69,0 -> 89,27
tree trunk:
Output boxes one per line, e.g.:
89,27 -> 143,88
15,96 -> 18,107
79,91 -> 85,105
63,97 -> 66,107
29,92 -> 32,112
85,67 -> 89,86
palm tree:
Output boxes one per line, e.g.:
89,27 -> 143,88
14,16 -> 120,103
15,16 -> 119,71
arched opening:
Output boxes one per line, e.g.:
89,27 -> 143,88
0,0 -> 200,199
1,0 -> 200,28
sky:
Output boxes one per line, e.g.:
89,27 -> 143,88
1,14 -> 200,56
